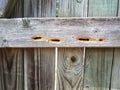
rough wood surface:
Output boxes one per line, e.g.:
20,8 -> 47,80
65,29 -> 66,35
84,48 -> 114,90
2,0 -> 24,18
24,48 -> 55,90
88,0 -> 118,17
110,49 -> 120,90
0,18 -> 120,47
57,48 -> 83,90
109,8 -> 120,90
57,1 -> 87,90
24,0 -> 56,17
58,0 -> 88,17
0,48 -> 24,90
84,1 -> 119,90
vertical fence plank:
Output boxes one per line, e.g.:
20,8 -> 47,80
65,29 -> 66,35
58,0 -> 88,17
84,0 -> 119,90
24,0 -> 56,17
57,48 -> 83,90
110,49 -> 120,90
0,48 -> 24,90
84,48 -> 114,90
57,0 -> 88,90
110,7 -> 120,90
24,48 -> 55,90
23,0 -> 56,90
2,0 -> 24,18
88,0 -> 118,17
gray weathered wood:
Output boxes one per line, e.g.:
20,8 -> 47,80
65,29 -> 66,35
0,18 -> 120,47
84,48 -> 114,90
57,48 -> 83,90
0,48 -> 24,90
24,48 -> 55,90
57,1 -> 88,89
24,0 -> 56,17
84,1 -> 119,90
58,0 -> 88,17
88,0 -> 118,17
2,0 -> 24,18
110,7 -> 120,90
110,49 -> 120,90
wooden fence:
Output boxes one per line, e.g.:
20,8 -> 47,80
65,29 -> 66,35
0,0 -> 120,90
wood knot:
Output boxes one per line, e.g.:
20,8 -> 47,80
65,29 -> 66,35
71,56 -> 77,63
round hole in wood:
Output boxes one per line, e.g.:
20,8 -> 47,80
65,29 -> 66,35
71,56 -> 77,63
48,37 -> 62,44
77,36 -> 96,42
99,38 -> 105,42
32,36 -> 43,41
50,39 -> 60,42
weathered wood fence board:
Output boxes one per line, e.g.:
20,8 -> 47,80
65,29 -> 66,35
110,9 -> 120,90
110,49 -> 120,90
58,0 -> 88,17
0,48 -> 24,90
0,18 -> 120,47
23,0 -> 56,90
0,0 -> 120,90
84,1 -> 119,90
0,0 -> 56,90
24,0 -> 56,17
84,48 -> 114,90
57,48 -> 84,90
24,48 -> 55,90
88,0 -> 118,17
57,0 -> 87,90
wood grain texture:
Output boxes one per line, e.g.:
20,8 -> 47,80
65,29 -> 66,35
110,8 -> 120,90
84,48 -> 114,90
88,0 -> 118,17
110,48 -> 120,90
0,18 -> 120,47
58,0 -> 88,17
84,1 -> 119,90
0,48 -> 24,90
24,48 -> 55,90
57,48 -> 83,90
24,0 -> 56,17
2,0 -> 24,18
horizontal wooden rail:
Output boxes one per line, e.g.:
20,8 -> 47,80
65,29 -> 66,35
0,17 -> 120,47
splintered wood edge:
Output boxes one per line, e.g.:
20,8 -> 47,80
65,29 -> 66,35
0,17 -> 120,47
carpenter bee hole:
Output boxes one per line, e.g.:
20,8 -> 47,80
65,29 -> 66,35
99,38 -> 105,42
48,38 -> 62,44
77,36 -> 96,42
32,35 -> 43,41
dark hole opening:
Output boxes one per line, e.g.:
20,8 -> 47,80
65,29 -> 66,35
32,36 -> 42,40
71,56 -> 77,63
50,39 -> 60,42
99,38 -> 104,41
78,38 -> 90,41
